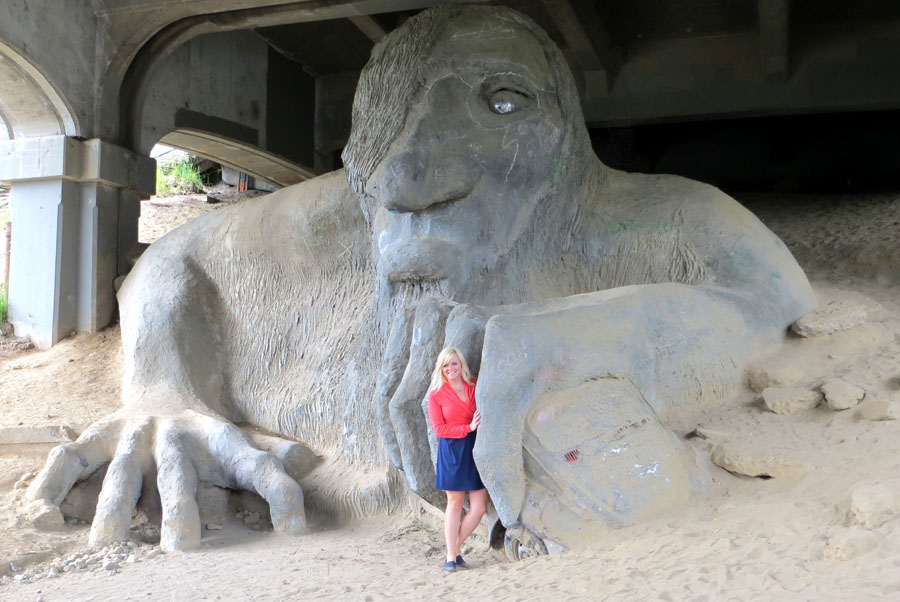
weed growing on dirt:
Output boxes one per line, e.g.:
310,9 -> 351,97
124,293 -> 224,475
156,158 -> 205,197
0,283 -> 7,324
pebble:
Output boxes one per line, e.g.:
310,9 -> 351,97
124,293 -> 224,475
762,387 -> 823,415
791,301 -> 867,337
103,560 -> 119,571
206,523 -> 224,530
821,379 -> 866,410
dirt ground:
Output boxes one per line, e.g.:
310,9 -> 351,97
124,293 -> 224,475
1,185 -> 899,601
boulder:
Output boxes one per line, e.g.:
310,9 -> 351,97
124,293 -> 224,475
821,379 -> 866,411
25,499 -> 65,531
791,301 -> 867,337
761,387 -> 823,415
848,483 -> 898,528
711,442 -> 811,479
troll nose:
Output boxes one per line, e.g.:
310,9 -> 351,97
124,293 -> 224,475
368,149 -> 479,213
368,150 -> 431,212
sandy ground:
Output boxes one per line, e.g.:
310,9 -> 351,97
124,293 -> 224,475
1,187 -> 900,601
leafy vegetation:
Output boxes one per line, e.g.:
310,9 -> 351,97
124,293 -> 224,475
0,283 -> 7,324
156,157 -> 206,197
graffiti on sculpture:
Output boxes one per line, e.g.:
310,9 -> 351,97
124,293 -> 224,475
25,5 -> 815,555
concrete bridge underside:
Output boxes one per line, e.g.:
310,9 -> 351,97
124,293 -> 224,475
1,0 -> 900,346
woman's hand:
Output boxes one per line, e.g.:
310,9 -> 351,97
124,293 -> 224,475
469,410 -> 481,432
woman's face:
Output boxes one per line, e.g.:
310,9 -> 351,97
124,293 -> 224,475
442,355 -> 462,382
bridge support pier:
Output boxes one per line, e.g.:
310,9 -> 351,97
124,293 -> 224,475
0,136 -> 154,347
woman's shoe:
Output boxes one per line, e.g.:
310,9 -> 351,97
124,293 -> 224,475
455,555 -> 470,569
442,560 -> 457,573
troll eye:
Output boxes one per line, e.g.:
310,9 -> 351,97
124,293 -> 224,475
489,90 -> 521,115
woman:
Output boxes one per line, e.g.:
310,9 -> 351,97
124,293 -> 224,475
427,347 -> 488,573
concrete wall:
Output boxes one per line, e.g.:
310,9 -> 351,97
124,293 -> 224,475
139,30 -> 270,156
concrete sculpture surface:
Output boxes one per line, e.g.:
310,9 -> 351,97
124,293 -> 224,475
26,5 -> 815,553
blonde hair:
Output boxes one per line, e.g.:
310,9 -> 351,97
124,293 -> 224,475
428,347 -> 475,392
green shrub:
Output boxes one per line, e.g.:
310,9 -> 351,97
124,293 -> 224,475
156,157 -> 205,197
0,283 -> 7,324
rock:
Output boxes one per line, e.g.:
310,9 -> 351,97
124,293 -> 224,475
859,399 -> 900,421
823,526 -> 880,560
0,425 -> 76,445
125,554 -> 138,564
792,301 -> 867,337
243,511 -> 261,525
25,500 -> 65,531
102,560 -> 119,571
762,387 -> 823,415
144,549 -> 161,560
13,471 -> 37,490
746,363 -> 804,393
849,484 -> 898,528
711,442 -> 811,479
205,523 -> 223,530
821,379 -> 866,410
197,485 -> 229,524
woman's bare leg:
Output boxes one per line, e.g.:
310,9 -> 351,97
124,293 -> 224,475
455,488 -> 488,557
444,491 -> 466,562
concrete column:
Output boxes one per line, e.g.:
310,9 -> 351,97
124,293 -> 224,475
0,136 -> 154,347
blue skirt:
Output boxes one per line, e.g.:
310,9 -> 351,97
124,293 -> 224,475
435,430 -> 484,492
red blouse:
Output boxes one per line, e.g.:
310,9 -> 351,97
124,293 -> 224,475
427,380 -> 477,439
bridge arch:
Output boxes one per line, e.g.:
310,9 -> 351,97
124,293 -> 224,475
0,40 -> 78,139
155,129 -> 314,189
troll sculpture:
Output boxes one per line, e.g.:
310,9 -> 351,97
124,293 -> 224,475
26,5 -> 815,554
